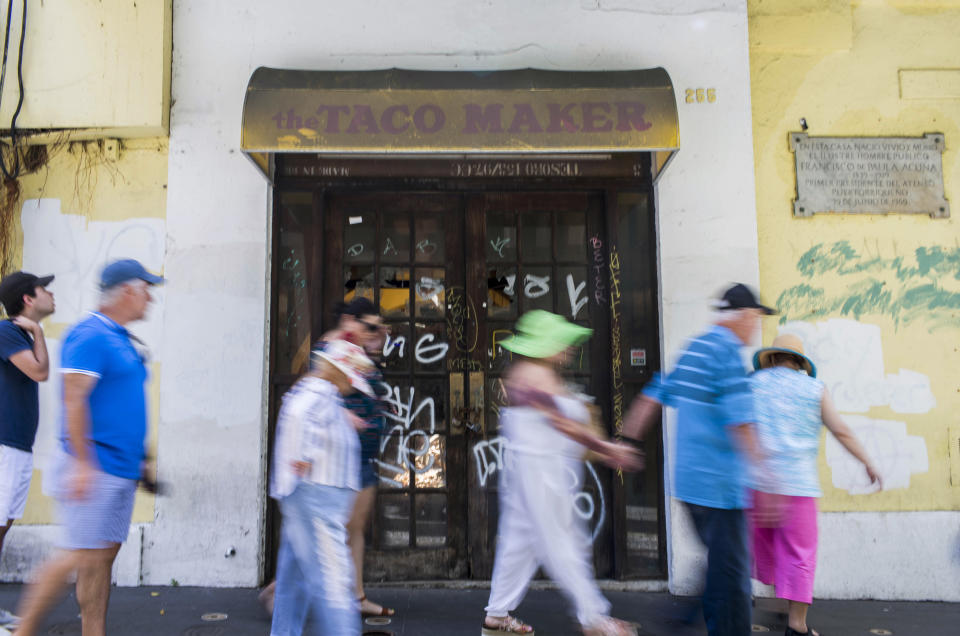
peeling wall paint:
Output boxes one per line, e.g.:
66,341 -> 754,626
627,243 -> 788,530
18,199 -> 165,526
778,242 -> 960,330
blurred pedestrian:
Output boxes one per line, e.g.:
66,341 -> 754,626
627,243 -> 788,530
0,271 -> 55,629
258,298 -> 394,618
15,259 -> 162,636
269,339 -> 374,636
483,310 -> 641,636
623,283 -> 776,636
323,300 -> 395,618
749,334 -> 882,636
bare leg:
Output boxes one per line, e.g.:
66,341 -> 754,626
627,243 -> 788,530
0,519 -> 12,555
788,600 -> 817,635
258,580 -> 276,614
75,544 -> 121,636
347,486 -> 375,600
13,550 -> 84,636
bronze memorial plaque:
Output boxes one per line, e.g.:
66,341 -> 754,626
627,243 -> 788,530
790,133 -> 949,218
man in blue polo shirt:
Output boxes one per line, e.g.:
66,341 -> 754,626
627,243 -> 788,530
0,271 -> 55,628
623,283 -> 776,636
15,259 -> 162,636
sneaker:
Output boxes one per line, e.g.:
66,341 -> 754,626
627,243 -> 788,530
0,608 -> 19,627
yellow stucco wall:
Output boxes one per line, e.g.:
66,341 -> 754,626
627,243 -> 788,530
0,1 -> 171,135
6,138 -> 168,524
749,0 -> 960,511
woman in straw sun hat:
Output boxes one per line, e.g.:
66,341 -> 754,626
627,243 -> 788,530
749,334 -> 882,636
482,310 -> 642,636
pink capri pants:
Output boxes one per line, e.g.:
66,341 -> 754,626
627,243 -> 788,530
749,491 -> 818,604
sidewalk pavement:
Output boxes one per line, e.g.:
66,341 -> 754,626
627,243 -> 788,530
1,583 -> 957,635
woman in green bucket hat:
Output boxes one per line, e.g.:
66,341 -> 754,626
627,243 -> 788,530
482,311 -> 642,636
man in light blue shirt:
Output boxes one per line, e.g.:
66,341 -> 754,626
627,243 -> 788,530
624,283 -> 775,636
16,259 -> 163,636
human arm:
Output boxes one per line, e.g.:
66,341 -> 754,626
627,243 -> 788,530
821,389 -> 882,487
2,318 -> 48,381
506,367 -> 642,471
62,373 -> 98,499
622,395 -> 661,441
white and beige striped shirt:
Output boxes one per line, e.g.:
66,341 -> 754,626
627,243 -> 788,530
270,376 -> 361,499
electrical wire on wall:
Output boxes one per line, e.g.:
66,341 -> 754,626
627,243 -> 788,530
0,0 -> 27,181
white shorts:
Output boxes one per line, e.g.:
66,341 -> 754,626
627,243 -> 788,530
0,445 -> 34,522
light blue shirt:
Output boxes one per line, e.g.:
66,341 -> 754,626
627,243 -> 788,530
749,367 -> 825,497
643,325 -> 755,509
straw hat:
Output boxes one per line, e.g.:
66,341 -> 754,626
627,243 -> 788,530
311,339 -> 375,396
500,310 -> 593,359
752,333 -> 817,377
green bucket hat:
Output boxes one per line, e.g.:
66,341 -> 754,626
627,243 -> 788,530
500,310 -> 593,359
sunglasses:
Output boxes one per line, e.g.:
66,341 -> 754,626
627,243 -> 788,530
358,320 -> 383,332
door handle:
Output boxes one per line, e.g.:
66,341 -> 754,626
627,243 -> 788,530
468,371 -> 484,435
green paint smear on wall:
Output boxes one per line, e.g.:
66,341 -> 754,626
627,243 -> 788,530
779,241 -> 960,330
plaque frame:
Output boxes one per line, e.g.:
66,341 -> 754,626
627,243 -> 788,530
790,132 -> 949,219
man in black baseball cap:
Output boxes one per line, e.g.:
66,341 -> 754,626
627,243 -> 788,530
0,270 -> 55,628
713,282 -> 777,315
623,282 -> 776,636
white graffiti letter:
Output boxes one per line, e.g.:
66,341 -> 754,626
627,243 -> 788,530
504,274 -> 516,296
383,334 -> 407,359
414,333 -> 449,365
524,274 -> 550,299
566,274 -> 587,319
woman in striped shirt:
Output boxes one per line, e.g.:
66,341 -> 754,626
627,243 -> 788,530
269,339 -> 374,636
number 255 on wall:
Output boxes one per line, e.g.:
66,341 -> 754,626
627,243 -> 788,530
685,88 -> 716,103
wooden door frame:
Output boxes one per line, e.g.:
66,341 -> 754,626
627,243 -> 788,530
265,157 -> 667,582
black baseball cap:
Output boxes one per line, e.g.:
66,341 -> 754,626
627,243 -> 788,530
0,271 -> 54,314
715,283 -> 777,315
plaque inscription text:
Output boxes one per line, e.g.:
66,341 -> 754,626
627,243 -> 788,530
791,133 -> 949,218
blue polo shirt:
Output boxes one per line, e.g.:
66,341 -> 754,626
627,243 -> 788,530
60,312 -> 149,480
0,320 -> 39,452
643,325 -> 755,509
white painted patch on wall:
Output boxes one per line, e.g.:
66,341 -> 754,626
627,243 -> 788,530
777,319 -> 932,493
20,198 -> 166,350
19,197 -> 166,474
825,415 -> 929,493
779,319 -> 936,414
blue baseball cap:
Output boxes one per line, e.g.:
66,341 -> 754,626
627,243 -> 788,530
100,259 -> 164,290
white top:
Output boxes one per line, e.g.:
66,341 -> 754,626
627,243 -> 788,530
270,376 -> 361,499
501,394 -> 589,459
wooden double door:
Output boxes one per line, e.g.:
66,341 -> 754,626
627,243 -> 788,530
270,186 -> 665,581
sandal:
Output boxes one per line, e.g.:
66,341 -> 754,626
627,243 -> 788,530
359,594 -> 395,617
482,614 -> 535,635
582,616 -> 638,636
785,627 -> 820,636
